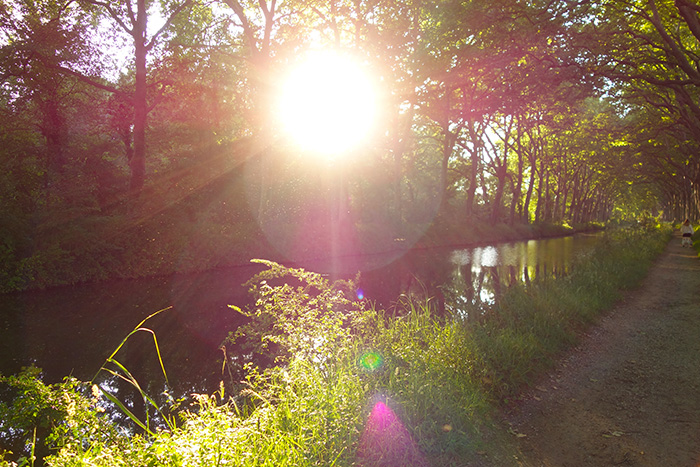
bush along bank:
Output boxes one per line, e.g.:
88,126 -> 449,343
0,224 -> 671,467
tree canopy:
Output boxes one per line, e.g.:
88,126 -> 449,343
0,0 -> 696,290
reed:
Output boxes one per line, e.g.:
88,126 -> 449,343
91,306 -> 176,435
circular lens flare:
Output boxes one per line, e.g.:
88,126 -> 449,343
359,351 -> 383,372
277,51 -> 378,156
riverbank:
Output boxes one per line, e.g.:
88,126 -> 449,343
496,231 -> 700,465
0,224 -> 670,466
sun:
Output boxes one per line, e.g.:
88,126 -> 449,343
276,51 -> 378,156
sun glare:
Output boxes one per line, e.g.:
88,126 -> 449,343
277,51 -> 378,156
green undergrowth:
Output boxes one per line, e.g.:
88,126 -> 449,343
0,225 -> 671,466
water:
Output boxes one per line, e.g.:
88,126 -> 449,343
0,264 -> 266,404
0,233 -> 602,403
357,233 -> 602,315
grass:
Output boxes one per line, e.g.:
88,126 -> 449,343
0,224 -> 671,466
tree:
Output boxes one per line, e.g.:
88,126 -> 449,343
2,1 -> 88,172
0,0 -> 114,206
78,0 -> 194,194
588,0 -> 700,215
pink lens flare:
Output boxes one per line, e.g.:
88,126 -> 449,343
356,401 -> 428,466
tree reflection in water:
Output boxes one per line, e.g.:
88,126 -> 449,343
367,234 -> 603,321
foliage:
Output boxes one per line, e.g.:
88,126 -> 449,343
0,0 -> 685,293
0,225 -> 671,466
0,367 -> 125,467
228,259 -> 364,368
0,0 -> 690,460
586,0 -> 700,220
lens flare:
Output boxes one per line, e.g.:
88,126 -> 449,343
359,351 -> 383,372
356,400 -> 428,466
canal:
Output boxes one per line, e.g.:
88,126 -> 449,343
0,232 -> 603,406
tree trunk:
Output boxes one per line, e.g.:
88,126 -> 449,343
534,159 -> 546,223
543,170 -> 551,221
559,152 -> 569,221
491,162 -> 507,223
389,107 -> 412,225
523,156 -> 536,223
479,166 -> 490,209
130,0 -> 148,195
41,97 -> 66,174
465,124 -> 481,219
510,138 -> 524,225
439,129 -> 456,214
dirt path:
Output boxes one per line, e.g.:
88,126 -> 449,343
502,234 -> 700,466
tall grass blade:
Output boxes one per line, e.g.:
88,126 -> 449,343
102,363 -> 176,432
132,327 -> 169,386
29,426 -> 36,467
92,306 -> 172,384
90,307 -> 175,434
97,386 -> 155,436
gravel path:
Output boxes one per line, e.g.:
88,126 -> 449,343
503,234 -> 700,466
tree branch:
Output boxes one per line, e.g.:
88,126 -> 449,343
647,0 -> 700,82
147,0 -> 194,51
83,0 -> 134,35
675,0 -> 700,44
223,0 -> 258,54
36,51 -> 124,95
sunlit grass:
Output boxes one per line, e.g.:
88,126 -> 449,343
0,224 -> 671,466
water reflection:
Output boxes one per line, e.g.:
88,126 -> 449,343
354,234 -> 602,319
439,235 -> 600,319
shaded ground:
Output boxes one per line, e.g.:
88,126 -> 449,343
500,234 -> 700,466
